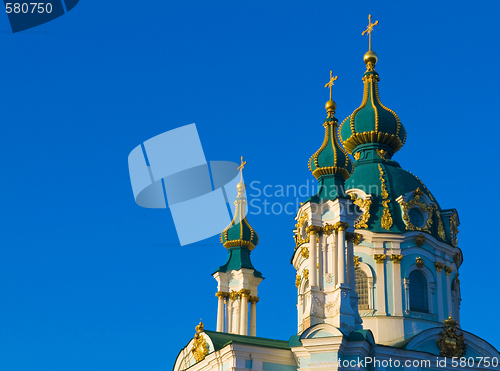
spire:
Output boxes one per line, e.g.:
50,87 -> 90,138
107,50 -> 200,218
220,157 -> 259,251
339,16 -> 406,157
308,73 -> 353,200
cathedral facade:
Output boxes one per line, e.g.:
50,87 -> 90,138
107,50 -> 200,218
173,18 -> 500,371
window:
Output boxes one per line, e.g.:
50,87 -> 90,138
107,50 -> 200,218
409,270 -> 428,313
355,268 -> 369,310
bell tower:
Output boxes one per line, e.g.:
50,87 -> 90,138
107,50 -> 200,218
212,157 -> 263,336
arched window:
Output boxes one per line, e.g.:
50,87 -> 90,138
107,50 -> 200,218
355,268 -> 369,310
409,270 -> 428,313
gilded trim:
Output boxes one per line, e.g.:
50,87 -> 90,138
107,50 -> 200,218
378,164 -> 393,230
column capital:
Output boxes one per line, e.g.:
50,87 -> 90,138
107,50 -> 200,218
322,223 -> 335,235
435,261 -> 444,272
249,296 -> 260,304
373,254 -> 386,263
334,221 -> 349,231
215,291 -> 227,299
306,225 -> 322,235
444,266 -> 453,276
239,289 -> 251,297
390,254 -> 403,263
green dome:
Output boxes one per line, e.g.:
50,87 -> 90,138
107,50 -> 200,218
220,181 -> 259,251
309,107 -> 353,181
339,58 -> 406,155
345,153 -> 452,243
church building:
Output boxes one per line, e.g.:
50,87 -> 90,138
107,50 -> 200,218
173,16 -> 500,371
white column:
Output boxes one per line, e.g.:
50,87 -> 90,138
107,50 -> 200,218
224,296 -> 229,332
403,278 -> 410,312
337,226 -> 346,285
309,230 -> 318,287
391,256 -> 403,316
435,265 -> 444,322
318,233 -> 324,287
375,255 -> 386,315
216,292 -> 224,332
346,235 -> 354,289
249,296 -> 259,336
239,290 -> 250,335
322,234 -> 327,274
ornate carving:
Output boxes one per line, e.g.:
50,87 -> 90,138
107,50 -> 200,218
374,254 -> 386,263
354,152 -> 360,160
416,256 -> 424,269
450,213 -> 459,247
437,316 -> 467,358
436,210 -> 446,240
295,274 -> 301,288
354,255 -> 360,267
350,193 -> 372,229
325,273 -> 333,283
191,321 -> 209,362
376,149 -> 388,160
322,223 -> 335,235
378,164 -> 393,230
353,233 -> 362,245
445,266 -> 453,276
295,212 -> 310,247
399,191 -> 436,232
435,261 -> 444,272
391,254 -> 403,263
229,290 -> 239,300
303,268 -> 309,281
415,233 -> 425,247
306,225 -> 322,235
300,246 -> 309,259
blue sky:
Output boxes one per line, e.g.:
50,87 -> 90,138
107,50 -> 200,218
1,1 -> 499,370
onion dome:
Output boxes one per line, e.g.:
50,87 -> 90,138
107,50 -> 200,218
220,180 -> 259,251
308,75 -> 353,181
339,51 -> 406,155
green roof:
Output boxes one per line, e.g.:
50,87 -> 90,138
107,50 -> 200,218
204,330 -> 290,351
214,246 -> 263,278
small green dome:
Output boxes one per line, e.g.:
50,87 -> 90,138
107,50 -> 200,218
309,114 -> 353,181
220,181 -> 259,251
339,56 -> 406,155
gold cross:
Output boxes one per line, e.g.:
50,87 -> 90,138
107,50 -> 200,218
324,71 -> 337,101
362,14 -> 378,51
237,156 -> 246,171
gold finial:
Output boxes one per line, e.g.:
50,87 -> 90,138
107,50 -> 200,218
324,71 -> 337,101
195,319 -> 204,333
362,14 -> 378,51
324,71 -> 338,117
237,156 -> 247,194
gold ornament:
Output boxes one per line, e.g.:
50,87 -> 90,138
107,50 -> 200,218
351,193 -> 372,229
295,212 -> 310,247
398,189 -> 436,232
303,268 -> 309,281
436,210 -> 446,240
354,255 -> 360,267
437,316 -> 467,358
378,164 -> 393,230
391,254 -> 403,263
415,233 -> 425,247
450,213 -> 459,247
354,152 -> 361,160
362,14 -> 379,52
416,256 -> 424,269
376,149 -> 388,160
445,266 -> 453,276
295,275 -> 301,288
435,262 -> 444,272
191,321 -> 209,362
300,246 -> 309,259
374,254 -> 386,263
